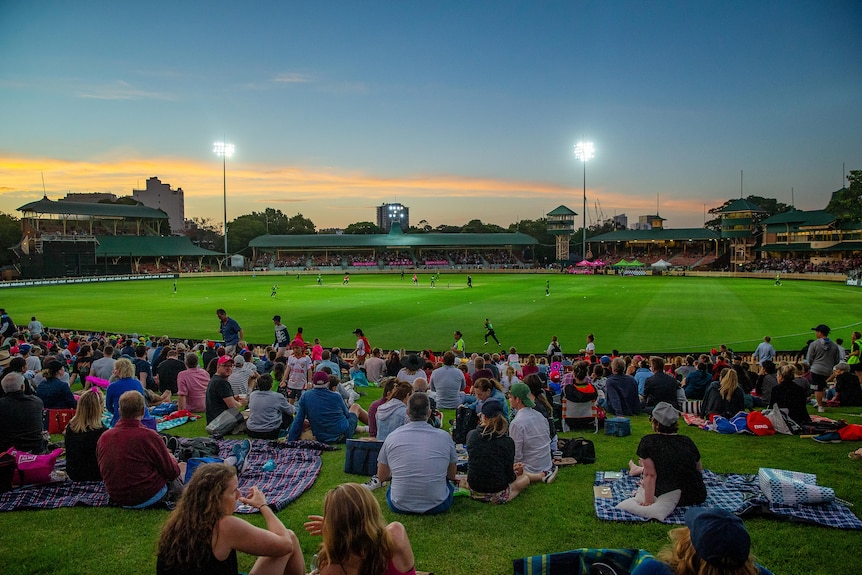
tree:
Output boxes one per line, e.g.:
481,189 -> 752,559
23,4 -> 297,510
183,217 -> 222,251
507,218 -> 555,263
704,195 -> 793,231
285,213 -> 316,235
227,214 -> 267,254
0,212 -> 20,266
461,219 -> 505,233
434,224 -> 462,233
344,221 -> 384,234
826,170 -> 862,222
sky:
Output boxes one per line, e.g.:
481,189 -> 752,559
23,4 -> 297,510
1,1 -> 860,232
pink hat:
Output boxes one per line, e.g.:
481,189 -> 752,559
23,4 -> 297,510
312,371 -> 330,386
217,355 -> 235,366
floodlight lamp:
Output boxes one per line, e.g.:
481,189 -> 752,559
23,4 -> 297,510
574,141 -> 594,162
214,142 -> 235,158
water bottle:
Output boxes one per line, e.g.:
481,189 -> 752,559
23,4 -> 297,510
262,459 -> 275,472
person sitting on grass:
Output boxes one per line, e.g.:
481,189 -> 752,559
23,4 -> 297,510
700,369 -> 745,420
176,352 -> 209,413
35,359 -> 77,409
508,382 -> 557,484
303,483 -> 415,575
0,372 -> 45,454
157,463 -> 305,575
465,399 -> 534,504
64,387 -> 108,482
472,377 -> 509,419
606,357 -> 642,416
624,402 -> 706,519
247,374 -> 296,440
631,507 -> 774,575
375,382 -> 412,442
287,372 -> 368,444
368,377 -> 398,439
105,358 -> 155,427
769,364 -> 810,426
98,390 -> 184,509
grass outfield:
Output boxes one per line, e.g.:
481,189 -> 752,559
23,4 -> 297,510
0,387 -> 859,575
4,273 -> 861,354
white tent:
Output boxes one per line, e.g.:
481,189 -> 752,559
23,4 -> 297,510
650,259 -> 672,268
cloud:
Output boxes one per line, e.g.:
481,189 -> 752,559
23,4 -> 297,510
272,72 -> 312,84
76,80 -> 175,101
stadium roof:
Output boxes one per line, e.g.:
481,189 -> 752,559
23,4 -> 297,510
18,196 -> 169,219
249,226 -> 538,250
760,209 -> 836,227
547,205 -> 577,216
95,236 -> 221,257
719,199 -> 767,213
590,228 -> 720,243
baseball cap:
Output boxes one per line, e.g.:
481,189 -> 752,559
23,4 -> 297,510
812,324 -> 831,335
600,355 -> 611,365
480,399 -> 505,418
312,371 -> 330,386
650,401 -> 680,427
352,328 -> 362,334
509,382 -> 535,408
207,340 -> 215,349
685,507 -> 751,569
217,355 -> 235,366
233,356 -> 245,367
18,344 -> 31,354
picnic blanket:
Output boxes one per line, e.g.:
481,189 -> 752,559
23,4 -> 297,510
0,439 -> 328,513
513,548 -> 653,575
594,470 -> 862,530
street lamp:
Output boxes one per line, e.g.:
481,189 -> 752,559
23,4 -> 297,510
574,141 -> 595,260
213,141 -> 235,257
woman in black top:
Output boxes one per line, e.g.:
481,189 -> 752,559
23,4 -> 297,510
770,364 -> 811,425
700,369 -> 745,420
64,388 -> 107,481
465,400 -> 532,503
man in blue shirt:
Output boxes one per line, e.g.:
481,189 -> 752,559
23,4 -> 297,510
216,308 -> 243,355
287,372 -> 366,443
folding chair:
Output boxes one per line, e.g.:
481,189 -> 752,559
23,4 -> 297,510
561,397 -> 599,433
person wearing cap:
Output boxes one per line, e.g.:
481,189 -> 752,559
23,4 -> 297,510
0,371 -> 46,454
287,371 -> 366,443
396,354 -> 426,385
465,399 -> 533,504
227,354 -> 259,396
827,361 -> 862,406
807,324 -> 841,413
281,341 -> 313,404
452,331 -> 466,359
352,328 -> 370,367
216,308 -> 243,356
205,355 -> 247,424
508,382 -> 557,484
627,401 -> 705,511
376,392 -> 458,515
429,351 -> 467,409
631,507 -> 773,575
272,315 -> 291,357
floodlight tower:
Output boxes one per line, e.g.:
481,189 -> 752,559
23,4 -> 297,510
574,141 -> 595,260
213,141 -> 235,257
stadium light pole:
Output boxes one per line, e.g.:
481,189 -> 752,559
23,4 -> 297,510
213,141 -> 235,257
574,141 -> 594,260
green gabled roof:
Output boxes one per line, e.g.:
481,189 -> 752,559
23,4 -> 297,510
761,209 -> 835,227
590,228 -> 720,243
249,231 -> 538,249
757,243 -> 816,252
95,236 -> 222,257
547,205 -> 577,216
18,196 -> 168,219
720,199 -> 767,213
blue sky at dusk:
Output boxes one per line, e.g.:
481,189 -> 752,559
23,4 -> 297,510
1,1 -> 860,230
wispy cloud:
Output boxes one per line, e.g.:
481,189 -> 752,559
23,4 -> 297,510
272,72 -> 312,84
76,80 -> 175,101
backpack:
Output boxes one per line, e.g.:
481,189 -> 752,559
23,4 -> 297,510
451,405 -> 479,444
175,437 -> 221,461
560,437 -> 596,464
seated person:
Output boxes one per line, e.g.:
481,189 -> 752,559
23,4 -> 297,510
303,483 -> 414,575
368,377 -> 397,439
105,358 -> 153,427
35,360 -> 77,409
205,356 -> 247,425
700,369 -> 745,420
642,356 -> 681,412
681,362 -> 712,400
157,463 -> 305,575
830,362 -> 862,406
97,391 -> 184,508
465,400 -> 534,503
509,382 -> 557,484
606,357 -> 642,416
626,402 -> 706,518
0,372 -> 45,454
563,363 -> 598,429
472,377 -> 509,420
376,393 -> 458,515
176,353 -> 209,413
631,507 -> 774,575
247,374 -> 296,440
64,388 -> 108,481
429,351 -> 467,408
375,382 -> 411,442
770,364 -> 811,425
287,372 -> 366,444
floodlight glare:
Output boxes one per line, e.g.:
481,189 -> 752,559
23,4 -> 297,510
214,142 -> 235,158
574,141 -> 594,162
574,141 -> 595,261
214,141 -> 235,258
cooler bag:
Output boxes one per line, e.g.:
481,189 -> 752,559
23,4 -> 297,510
344,439 -> 383,476
758,468 -> 835,506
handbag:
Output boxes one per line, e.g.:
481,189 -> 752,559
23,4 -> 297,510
344,439 -> 383,476
10,448 -> 64,486
560,436 -> 596,464
0,450 -> 15,492
206,407 -> 245,437
42,408 -> 76,434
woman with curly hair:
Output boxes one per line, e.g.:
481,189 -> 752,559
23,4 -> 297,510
157,463 -> 304,575
304,482 -> 415,575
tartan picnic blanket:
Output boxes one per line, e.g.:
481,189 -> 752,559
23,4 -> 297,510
594,470 -> 862,530
0,439 -> 328,513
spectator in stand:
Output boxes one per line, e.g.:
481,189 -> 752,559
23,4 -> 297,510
176,353 -> 209,413
633,358 -> 652,396
829,362 -> 862,407
90,344 -> 117,380
205,356 -> 247,425
385,350 -> 402,378
472,377 -> 509,420
675,355 -> 696,381
396,354 -> 426,385
287,372 -> 367,443
375,382 -> 412,442
368,377 -> 398,439
500,365 -> 520,393
521,354 -> 539,379
228,355 -> 259,396
606,357 -> 642,416
508,383 -> 557,484
682,362 -> 712,400
754,360 -> 779,406
64,388 -> 108,482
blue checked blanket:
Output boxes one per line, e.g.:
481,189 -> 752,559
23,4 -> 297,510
513,548 -> 653,575
0,439 -> 329,513
594,470 -> 862,530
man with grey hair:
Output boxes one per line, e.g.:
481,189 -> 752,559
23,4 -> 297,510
605,357 -> 642,416
0,372 -> 45,453
376,392 -> 458,515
